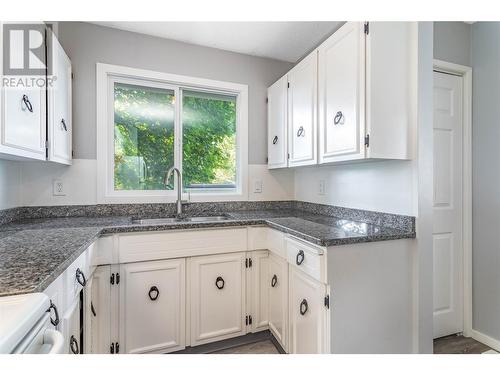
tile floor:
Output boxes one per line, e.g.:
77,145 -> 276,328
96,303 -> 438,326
213,340 -> 280,354
433,334 -> 494,354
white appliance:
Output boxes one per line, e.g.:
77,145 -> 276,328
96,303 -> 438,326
0,293 -> 64,354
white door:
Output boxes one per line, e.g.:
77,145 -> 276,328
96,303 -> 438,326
119,259 -> 185,354
62,298 -> 81,354
248,251 -> 269,332
288,52 -> 317,167
432,71 -> 464,338
268,253 -> 288,351
318,22 -> 365,163
189,252 -> 246,346
89,266 -> 111,354
267,75 -> 288,169
289,267 -> 327,354
48,32 -> 72,164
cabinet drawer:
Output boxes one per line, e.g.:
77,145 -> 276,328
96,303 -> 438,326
118,228 -> 248,263
64,251 -> 89,309
285,236 -> 326,283
268,228 -> 286,259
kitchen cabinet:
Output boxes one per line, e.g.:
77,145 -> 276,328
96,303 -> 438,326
268,253 -> 288,351
189,252 -> 246,346
0,22 -> 72,163
267,75 -> 288,169
62,298 -> 81,354
119,259 -> 185,354
88,265 -> 111,354
318,21 -> 416,163
248,251 -> 269,332
288,266 -> 328,354
287,52 -> 318,167
47,31 -> 72,164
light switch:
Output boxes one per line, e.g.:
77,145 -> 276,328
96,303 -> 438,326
253,180 -> 263,193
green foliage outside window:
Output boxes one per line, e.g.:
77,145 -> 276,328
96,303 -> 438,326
114,83 -> 237,191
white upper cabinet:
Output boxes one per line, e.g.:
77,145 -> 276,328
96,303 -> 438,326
47,31 -> 72,164
318,22 -> 365,163
0,23 -> 72,164
267,75 -> 288,169
287,52 -> 318,167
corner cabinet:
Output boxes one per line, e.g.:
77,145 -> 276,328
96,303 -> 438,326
267,76 -> 288,169
0,22 -> 72,164
267,21 -> 417,169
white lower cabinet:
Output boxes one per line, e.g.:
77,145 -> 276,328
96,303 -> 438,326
248,250 -> 269,332
189,252 -> 246,346
268,253 -> 288,351
62,298 -> 81,354
88,265 -> 111,354
119,259 -> 186,354
288,266 -> 328,354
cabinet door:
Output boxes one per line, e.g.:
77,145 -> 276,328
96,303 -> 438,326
318,22 -> 365,164
267,75 -> 288,169
288,52 -> 317,167
62,298 -> 81,354
47,32 -> 72,164
88,266 -> 111,354
268,253 -> 288,351
289,267 -> 328,354
189,252 -> 246,346
248,251 -> 269,332
120,259 -> 185,354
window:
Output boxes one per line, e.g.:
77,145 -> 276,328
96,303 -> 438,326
97,64 -> 248,203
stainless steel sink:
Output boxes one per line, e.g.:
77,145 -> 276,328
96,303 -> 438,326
186,216 -> 230,222
131,217 -> 182,225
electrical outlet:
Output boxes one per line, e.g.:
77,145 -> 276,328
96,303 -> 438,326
53,179 -> 66,196
319,180 -> 326,196
253,180 -> 263,193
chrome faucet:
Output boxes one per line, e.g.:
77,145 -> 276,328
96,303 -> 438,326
165,167 -> 184,215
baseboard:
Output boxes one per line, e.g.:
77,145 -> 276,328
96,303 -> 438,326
471,329 -> 500,352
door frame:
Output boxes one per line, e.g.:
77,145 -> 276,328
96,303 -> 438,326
432,59 -> 472,337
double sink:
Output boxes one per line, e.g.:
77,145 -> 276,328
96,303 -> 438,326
131,215 -> 231,225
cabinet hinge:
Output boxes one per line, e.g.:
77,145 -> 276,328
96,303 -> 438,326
364,22 -> 369,35
71,72 -> 74,80
110,343 -> 115,354
115,342 -> 120,354
287,82 -> 290,88
266,97 -> 269,104
266,156 -> 268,163
245,258 -> 252,268
324,294 -> 330,309
287,153 -> 290,160
245,315 -> 253,326
110,273 -> 115,285
116,273 -> 120,285
364,134 -> 370,148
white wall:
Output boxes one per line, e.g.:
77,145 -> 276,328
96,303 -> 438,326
0,159 -> 21,210
19,160 -> 294,206
294,161 -> 415,215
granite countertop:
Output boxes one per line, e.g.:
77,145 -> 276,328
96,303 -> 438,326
0,210 -> 415,297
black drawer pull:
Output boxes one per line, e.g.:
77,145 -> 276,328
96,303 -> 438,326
215,276 -> 225,290
296,250 -> 305,265
296,126 -> 305,137
271,274 -> 278,287
61,118 -> 68,131
47,301 -> 59,326
300,299 -> 308,316
70,335 -> 79,354
22,94 -> 33,112
334,111 -> 344,125
148,286 -> 159,301
75,268 -> 86,287
272,135 -> 278,145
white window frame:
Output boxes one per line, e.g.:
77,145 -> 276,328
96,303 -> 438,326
96,63 -> 248,204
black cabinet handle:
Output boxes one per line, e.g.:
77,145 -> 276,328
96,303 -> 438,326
334,111 -> 344,125
61,118 -> 68,131
91,301 -> 97,317
75,268 -> 86,287
296,250 -> 305,266
296,126 -> 305,137
47,301 -> 59,326
22,94 -> 33,112
70,335 -> 80,354
215,276 -> 225,290
272,135 -> 278,145
300,299 -> 308,316
148,286 -> 159,301
271,274 -> 278,288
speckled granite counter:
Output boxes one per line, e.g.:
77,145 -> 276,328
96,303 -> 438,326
0,207 -> 415,297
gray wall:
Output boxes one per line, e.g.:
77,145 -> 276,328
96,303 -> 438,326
58,22 -> 293,164
471,22 -> 500,341
433,22 -> 471,66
